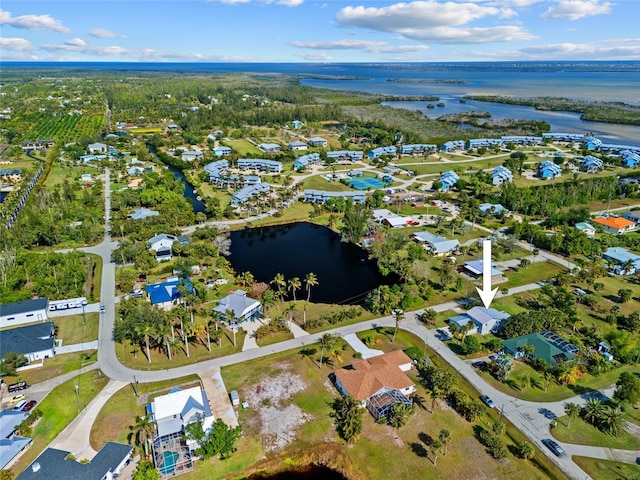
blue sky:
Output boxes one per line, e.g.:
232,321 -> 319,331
1,0 -> 638,62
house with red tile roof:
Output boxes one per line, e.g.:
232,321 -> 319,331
333,350 -> 415,420
592,216 -> 636,235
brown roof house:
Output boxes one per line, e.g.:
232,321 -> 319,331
333,350 -> 415,420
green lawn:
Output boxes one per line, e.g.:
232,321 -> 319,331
9,370 -> 109,477
551,416 -> 640,451
225,139 -> 262,156
573,456 -> 640,480
300,175 -> 355,192
503,262 -> 564,288
2,351 -> 98,385
55,313 -> 99,345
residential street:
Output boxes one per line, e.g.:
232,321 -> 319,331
40,167 -> 638,480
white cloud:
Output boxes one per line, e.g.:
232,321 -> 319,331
290,39 -> 428,53
0,9 -> 69,33
206,0 -> 251,3
520,39 -> 640,59
335,1 -> 533,43
89,28 -> 122,39
295,51 -> 333,61
0,37 -> 33,52
275,0 -> 304,6
540,0 -> 613,20
65,37 -> 86,47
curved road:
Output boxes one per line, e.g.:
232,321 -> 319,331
76,167 -> 637,480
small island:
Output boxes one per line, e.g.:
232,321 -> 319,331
388,78 -> 468,85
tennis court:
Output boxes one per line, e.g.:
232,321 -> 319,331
349,177 -> 387,189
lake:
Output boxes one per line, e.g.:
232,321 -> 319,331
227,222 -> 394,305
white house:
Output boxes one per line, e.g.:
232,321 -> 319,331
147,234 -> 178,261
288,140 -> 308,151
213,290 -> 261,325
575,222 -> 597,237
308,137 -> 328,147
88,142 -> 107,154
448,307 -> 510,335
0,299 -> 49,329
0,322 -> 56,363
413,231 -> 460,256
182,150 -> 203,162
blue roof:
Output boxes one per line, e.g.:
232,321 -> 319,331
603,247 -> 640,266
479,203 -> 507,214
464,259 -> 503,277
130,208 -> 159,220
145,279 -> 193,305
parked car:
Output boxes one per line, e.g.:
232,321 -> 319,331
100,304 -> 105,313
472,361 -> 487,369
13,400 -> 27,411
542,439 -> 566,457
7,381 -> 29,393
21,400 -> 37,412
9,394 -> 25,404
480,395 -> 495,408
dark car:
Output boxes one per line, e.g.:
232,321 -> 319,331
542,439 -> 566,457
479,395 -> 495,408
472,361 -> 487,369
21,400 -> 37,412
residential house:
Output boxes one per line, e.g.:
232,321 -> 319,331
383,216 -> 412,229
333,350 -> 415,421
127,178 -> 143,189
0,410 -> 32,470
401,144 -> 436,155
0,169 -> 22,183
287,140 -> 308,151
582,155 -> 604,172
467,138 -> 504,149
204,159 -> 229,183
620,150 -> 640,168
212,146 -> 232,157
462,259 -> 505,284
542,133 -> 584,143
448,307 -> 510,335
181,150 -> 203,162
148,234 -> 179,261
213,290 -> 261,325
230,182 -> 270,207
622,210 -> 640,225
602,247 -> 640,275
575,222 -> 597,237
303,190 -> 366,205
583,136 -> 602,151
368,146 -> 396,159
479,203 -> 508,216
17,442 -> 132,480
148,386 -> 214,452
207,130 -> 224,141
127,166 -> 144,176
503,331 -> 577,365
440,140 -> 465,152
372,208 -> 397,223
291,120 -> 303,129
258,143 -> 282,153
0,298 -> 49,329
294,153 -> 320,170
129,207 -> 159,220
537,161 -> 562,179
0,322 -> 55,363
79,154 -> 107,163
438,171 -> 459,191
413,231 -> 459,256
237,158 -> 282,173
87,142 -> 107,154
491,166 -> 513,185
501,135 -> 542,145
308,137 -> 328,147
327,150 -> 364,162
592,216 -> 636,235
145,278 -> 193,308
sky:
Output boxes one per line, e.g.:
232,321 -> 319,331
0,0 -> 639,62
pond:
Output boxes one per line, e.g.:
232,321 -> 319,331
245,465 -> 349,479
227,222 -> 395,305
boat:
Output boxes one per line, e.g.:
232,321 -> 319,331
196,196 -> 202,201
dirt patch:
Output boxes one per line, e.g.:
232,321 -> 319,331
245,369 -> 312,453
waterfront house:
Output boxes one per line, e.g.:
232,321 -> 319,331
258,143 -> 281,153
288,140 -> 308,151
303,189 -> 366,204
372,208 -> 397,223
542,133 -> 584,143
0,411 -> 32,470
467,138 -> 504,149
368,146 -> 396,159
308,137 -> 328,147
575,222 -> 597,237
440,140 -> 465,152
383,215 -> 412,229
0,298 -> 49,329
537,161 -> 562,179
583,136 -> 602,151
620,150 -> 640,168
333,350 -> 415,421
237,158 -> 282,173
145,278 -> 193,308
501,135 -> 542,145
448,306 -> 510,335
204,159 -> 229,183
602,247 -> 640,275
592,216 -> 636,235
213,290 -> 261,325
327,150 -> 364,162
491,166 -> 513,185
401,144 -> 436,155
181,150 -> 203,162
230,182 -> 270,207
413,231 -> 459,256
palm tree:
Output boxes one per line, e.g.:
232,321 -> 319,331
288,277 -> 301,302
129,415 -> 155,456
438,429 -> 451,455
430,439 -> 442,466
271,273 -> 286,303
135,324 -> 153,363
583,398 -> 605,425
419,309 -> 437,327
392,309 -> 404,342
157,323 -> 173,361
600,406 -> 624,436
225,308 -> 237,346
283,303 -> 296,328
318,333 -> 337,368
304,272 -> 318,302
564,402 -> 580,427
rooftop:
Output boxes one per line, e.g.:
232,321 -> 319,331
0,323 -> 55,358
593,216 -> 635,230
0,298 -> 48,318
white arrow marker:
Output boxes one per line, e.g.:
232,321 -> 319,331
476,239 -> 498,309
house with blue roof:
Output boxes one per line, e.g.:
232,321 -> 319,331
368,146 -> 397,159
212,146 -> 232,156
288,140 -> 308,151
204,159 -> 229,184
537,161 -> 562,179
542,133 -> 584,143
401,144 -> 436,155
231,182 -> 270,207
438,170 -> 459,191
479,203 -> 508,216
0,409 -> 32,469
258,143 -> 281,153
602,247 -> 640,275
237,158 -> 282,173
462,259 -> 505,283
491,165 -> 513,185
413,231 -> 459,256
303,190 -> 366,204
327,150 -> 364,161
294,153 -> 321,170
440,140 -> 465,152
575,222 -> 596,237
620,150 -> 640,168
145,278 -> 193,308
582,155 -> 603,172
583,136 -> 602,151
449,306 -> 510,335
501,135 -> 542,145
467,138 -> 504,149
291,120 -> 303,129
308,137 -> 328,147
129,207 -> 159,220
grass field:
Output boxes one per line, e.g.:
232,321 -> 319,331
225,139 -> 262,156
551,416 -> 640,450
573,456 -> 640,480
502,261 -> 564,288
55,312 -> 100,345
300,175 -> 354,192
9,369 -> 109,477
2,351 -> 98,385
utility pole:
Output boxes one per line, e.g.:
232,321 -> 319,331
74,380 -> 80,413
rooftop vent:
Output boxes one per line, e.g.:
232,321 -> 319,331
32,462 -> 41,472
